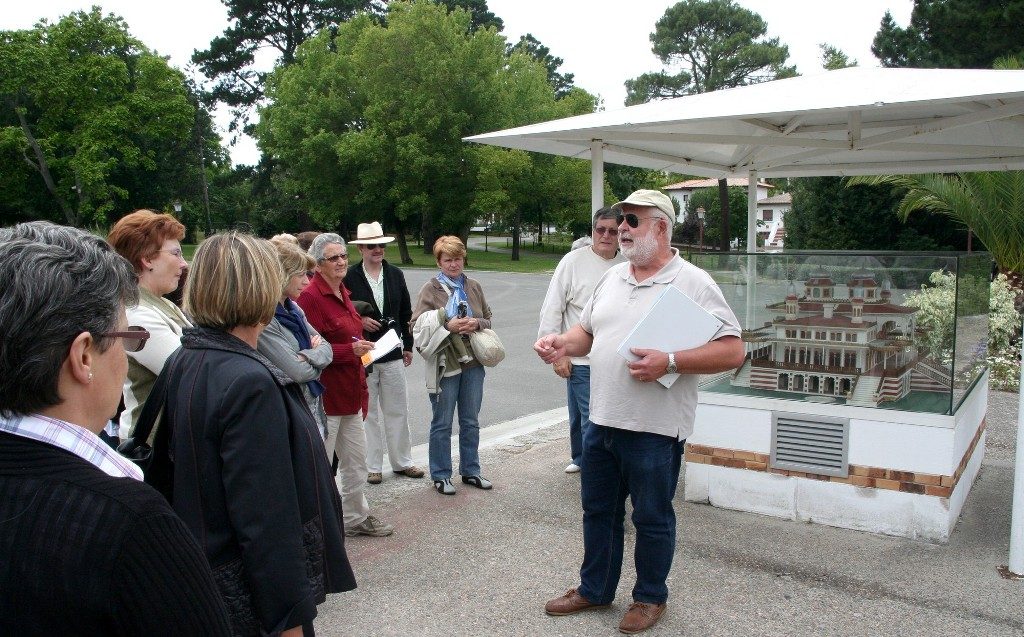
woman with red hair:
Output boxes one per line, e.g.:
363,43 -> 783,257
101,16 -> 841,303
107,209 -> 190,441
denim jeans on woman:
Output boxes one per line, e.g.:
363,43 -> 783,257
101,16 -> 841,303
577,422 -> 684,606
428,365 -> 485,480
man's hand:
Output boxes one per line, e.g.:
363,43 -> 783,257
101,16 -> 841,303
627,348 -> 670,383
311,334 -> 322,348
534,334 -> 567,364
361,316 -> 382,332
552,357 -> 572,379
403,350 -> 413,367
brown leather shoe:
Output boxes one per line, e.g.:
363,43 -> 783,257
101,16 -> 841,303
618,602 -> 666,634
544,588 -> 608,616
394,465 -> 425,478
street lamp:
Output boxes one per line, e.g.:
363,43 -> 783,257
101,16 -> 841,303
696,207 -> 706,252
172,200 -> 182,215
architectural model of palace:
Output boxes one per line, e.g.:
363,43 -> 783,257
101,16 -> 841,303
731,273 -> 951,406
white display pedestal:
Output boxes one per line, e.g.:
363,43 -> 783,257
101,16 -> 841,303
684,371 -> 989,542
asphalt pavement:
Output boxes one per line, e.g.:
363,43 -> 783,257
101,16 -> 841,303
312,388 -> 1024,636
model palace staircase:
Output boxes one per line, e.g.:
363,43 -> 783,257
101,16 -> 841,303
846,375 -> 881,407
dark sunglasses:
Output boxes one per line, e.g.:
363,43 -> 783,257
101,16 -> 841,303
362,243 -> 387,250
594,227 -> 618,236
616,212 -> 662,228
100,326 -> 151,352
322,253 -> 348,263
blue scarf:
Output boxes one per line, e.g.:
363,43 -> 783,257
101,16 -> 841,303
274,300 -> 324,398
436,271 -> 473,318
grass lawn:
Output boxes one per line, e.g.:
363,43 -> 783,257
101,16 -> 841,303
180,242 -> 568,274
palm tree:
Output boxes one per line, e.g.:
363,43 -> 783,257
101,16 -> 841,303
847,171 -> 1024,275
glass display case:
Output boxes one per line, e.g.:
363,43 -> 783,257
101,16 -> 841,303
688,251 -> 992,415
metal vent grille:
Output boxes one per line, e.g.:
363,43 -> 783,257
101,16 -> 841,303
770,412 -> 849,478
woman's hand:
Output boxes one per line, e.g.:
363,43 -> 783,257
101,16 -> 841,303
352,339 -> 374,357
446,317 -> 478,335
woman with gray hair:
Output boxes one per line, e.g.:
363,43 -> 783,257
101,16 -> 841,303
298,233 -> 394,538
0,221 -> 231,635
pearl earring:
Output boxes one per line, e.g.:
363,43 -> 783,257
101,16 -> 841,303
88,372 -> 93,381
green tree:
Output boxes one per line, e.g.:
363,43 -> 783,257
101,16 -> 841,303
258,1 -> 594,262
433,0 -> 503,31
819,43 -> 857,70
625,0 -> 795,251
847,172 -> 1024,274
192,0 -> 378,132
872,0 -> 1024,68
784,177 -> 962,251
684,186 -> 748,248
0,9 -> 199,227
509,34 -> 575,98
624,0 -> 796,104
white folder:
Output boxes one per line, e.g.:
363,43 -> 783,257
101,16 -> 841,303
616,285 -> 724,388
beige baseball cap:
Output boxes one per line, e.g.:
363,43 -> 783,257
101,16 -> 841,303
612,189 -> 675,221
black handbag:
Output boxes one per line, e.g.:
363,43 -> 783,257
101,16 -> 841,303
117,350 -> 179,500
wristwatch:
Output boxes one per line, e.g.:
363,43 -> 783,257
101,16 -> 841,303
666,352 -> 677,374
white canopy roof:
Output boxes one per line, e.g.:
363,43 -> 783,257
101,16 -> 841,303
465,67 -> 1024,178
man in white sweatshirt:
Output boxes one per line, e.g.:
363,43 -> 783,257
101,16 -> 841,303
538,207 -> 625,473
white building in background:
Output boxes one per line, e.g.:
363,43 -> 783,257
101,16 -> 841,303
757,192 -> 792,249
662,177 -> 773,222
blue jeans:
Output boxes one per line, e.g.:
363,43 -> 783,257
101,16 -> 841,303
566,364 -> 591,466
577,423 -> 684,605
428,365 -> 485,480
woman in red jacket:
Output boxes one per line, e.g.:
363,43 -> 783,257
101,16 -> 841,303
298,233 -> 394,538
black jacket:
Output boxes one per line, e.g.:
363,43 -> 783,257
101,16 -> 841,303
165,327 -> 355,635
344,259 -> 413,365
0,433 -> 231,636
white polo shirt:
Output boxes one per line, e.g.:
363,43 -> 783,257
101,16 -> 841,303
580,249 -> 741,440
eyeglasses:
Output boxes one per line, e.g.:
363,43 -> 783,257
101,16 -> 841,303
100,326 -> 151,352
616,212 -> 663,228
362,244 -> 387,250
593,227 -> 619,236
322,253 -> 348,263
159,248 -> 184,259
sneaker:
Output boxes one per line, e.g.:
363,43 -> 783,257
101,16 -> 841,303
366,472 -> 383,484
345,514 -> 394,537
433,478 -> 456,495
461,475 -> 492,490
564,463 -> 581,473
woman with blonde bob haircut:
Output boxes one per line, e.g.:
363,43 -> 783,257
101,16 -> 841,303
411,235 -> 495,496
163,232 -> 355,636
257,240 -> 333,436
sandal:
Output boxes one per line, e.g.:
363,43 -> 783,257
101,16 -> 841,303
461,475 -> 492,490
433,479 -> 456,495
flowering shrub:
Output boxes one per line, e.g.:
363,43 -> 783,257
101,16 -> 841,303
905,272 -> 1021,391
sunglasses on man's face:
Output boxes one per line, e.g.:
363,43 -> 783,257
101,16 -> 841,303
616,212 -> 663,228
100,326 -> 151,352
363,244 -> 387,250
593,226 -> 618,236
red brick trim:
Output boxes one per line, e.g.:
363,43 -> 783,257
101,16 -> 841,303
685,418 -> 986,499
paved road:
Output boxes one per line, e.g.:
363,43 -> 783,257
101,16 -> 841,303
390,268 -> 567,448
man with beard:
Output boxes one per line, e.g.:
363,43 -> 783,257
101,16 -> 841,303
533,189 -> 745,634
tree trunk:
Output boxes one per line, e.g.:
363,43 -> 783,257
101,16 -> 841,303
537,210 -> 543,247
11,99 -> 76,225
512,210 -> 521,261
718,178 -> 730,252
393,216 -> 413,265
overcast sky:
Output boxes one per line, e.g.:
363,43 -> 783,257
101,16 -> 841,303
3,0 -> 913,166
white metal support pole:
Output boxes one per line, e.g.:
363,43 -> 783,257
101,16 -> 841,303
745,170 -> 759,328
591,140 -> 604,213
1008,327 -> 1024,575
